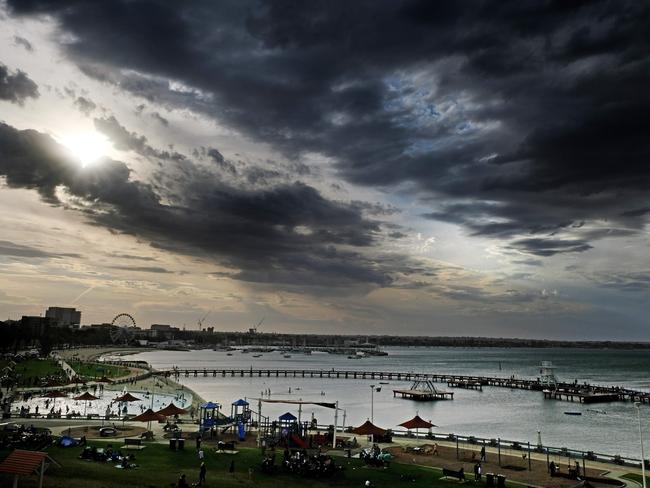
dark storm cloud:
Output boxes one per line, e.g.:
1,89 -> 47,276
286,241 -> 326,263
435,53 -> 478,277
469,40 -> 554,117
508,238 -> 592,257
150,112 -> 169,126
6,0 -> 650,257
0,62 -> 39,104
0,122 -> 391,288
74,96 -> 96,115
13,36 -> 34,52
93,115 -> 185,161
592,271 -> 650,293
109,265 -> 173,274
0,240 -> 81,259
107,253 -> 156,261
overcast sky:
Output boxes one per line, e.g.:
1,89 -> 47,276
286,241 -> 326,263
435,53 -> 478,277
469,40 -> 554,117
0,1 -> 648,339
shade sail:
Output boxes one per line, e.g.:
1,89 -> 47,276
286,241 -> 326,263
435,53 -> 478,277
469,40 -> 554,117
73,392 -> 99,401
352,420 -> 387,436
232,399 -> 249,406
42,390 -> 68,399
398,415 -> 436,429
156,402 -> 187,416
131,408 -> 166,422
278,412 -> 297,421
113,392 -> 141,402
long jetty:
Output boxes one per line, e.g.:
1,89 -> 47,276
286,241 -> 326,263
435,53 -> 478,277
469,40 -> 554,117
153,367 -> 650,405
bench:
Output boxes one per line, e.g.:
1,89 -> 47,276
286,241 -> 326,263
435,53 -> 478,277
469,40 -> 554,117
442,467 -> 465,481
123,438 -> 145,450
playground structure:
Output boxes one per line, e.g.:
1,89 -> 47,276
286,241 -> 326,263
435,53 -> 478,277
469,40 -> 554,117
198,399 -> 253,441
256,399 -> 341,451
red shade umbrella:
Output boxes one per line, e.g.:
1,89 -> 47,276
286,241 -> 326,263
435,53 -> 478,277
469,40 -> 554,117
41,390 -> 68,411
399,415 -> 436,430
74,392 -> 99,401
74,391 -> 99,417
131,408 -> 166,422
156,402 -> 187,417
113,392 -> 141,402
131,408 -> 166,431
352,420 -> 387,437
398,415 -> 436,439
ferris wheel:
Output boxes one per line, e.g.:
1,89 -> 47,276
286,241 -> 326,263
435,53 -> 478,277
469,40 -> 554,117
110,313 -> 137,344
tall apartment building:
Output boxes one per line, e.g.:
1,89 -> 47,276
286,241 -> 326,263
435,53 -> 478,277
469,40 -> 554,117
45,307 -> 81,328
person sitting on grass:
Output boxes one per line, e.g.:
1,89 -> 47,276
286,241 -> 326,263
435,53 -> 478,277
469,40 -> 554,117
177,473 -> 190,488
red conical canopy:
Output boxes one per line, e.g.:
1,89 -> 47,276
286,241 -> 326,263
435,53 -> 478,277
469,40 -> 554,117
156,403 -> 187,416
131,408 -> 166,422
352,420 -> 387,436
113,392 -> 141,402
399,415 -> 436,430
73,392 -> 99,401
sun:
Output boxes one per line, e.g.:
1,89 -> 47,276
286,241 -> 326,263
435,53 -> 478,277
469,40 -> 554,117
58,132 -> 111,167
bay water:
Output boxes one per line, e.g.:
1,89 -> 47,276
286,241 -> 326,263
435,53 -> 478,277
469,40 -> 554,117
125,347 -> 650,458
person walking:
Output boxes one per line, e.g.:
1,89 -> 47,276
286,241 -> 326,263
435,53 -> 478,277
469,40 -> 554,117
480,445 -> 486,462
198,462 -> 206,486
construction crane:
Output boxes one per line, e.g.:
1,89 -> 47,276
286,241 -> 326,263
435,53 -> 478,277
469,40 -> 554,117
197,309 -> 212,331
249,317 -> 264,334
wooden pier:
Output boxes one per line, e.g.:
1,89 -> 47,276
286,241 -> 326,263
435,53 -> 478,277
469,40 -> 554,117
543,388 -> 623,404
447,380 -> 482,391
393,389 -> 454,401
153,367 -> 650,406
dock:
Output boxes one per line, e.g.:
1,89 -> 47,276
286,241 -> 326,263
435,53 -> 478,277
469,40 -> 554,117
543,388 -> 624,403
393,389 -> 454,401
152,367 -> 650,406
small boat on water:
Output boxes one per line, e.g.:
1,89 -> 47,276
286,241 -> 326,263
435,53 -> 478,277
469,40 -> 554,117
379,381 -> 389,385
253,354 -> 262,358
226,353 -> 233,356
564,411 -> 582,416
283,354 -> 291,358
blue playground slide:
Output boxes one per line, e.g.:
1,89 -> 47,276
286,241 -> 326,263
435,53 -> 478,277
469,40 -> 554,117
237,421 -> 246,441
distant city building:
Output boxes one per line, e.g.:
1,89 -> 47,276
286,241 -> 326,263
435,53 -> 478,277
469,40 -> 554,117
45,307 -> 81,328
20,315 -> 55,335
150,323 -> 180,339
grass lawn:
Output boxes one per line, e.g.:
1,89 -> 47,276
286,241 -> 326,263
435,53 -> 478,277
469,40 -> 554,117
0,442 -> 521,488
623,472 -> 650,486
0,359 -> 66,387
68,361 -> 130,380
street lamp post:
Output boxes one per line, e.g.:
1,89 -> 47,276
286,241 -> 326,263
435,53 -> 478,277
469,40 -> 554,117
370,384 -> 375,423
635,402 -> 647,488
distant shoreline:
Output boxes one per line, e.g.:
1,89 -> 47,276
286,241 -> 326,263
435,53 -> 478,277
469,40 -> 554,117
132,332 -> 650,349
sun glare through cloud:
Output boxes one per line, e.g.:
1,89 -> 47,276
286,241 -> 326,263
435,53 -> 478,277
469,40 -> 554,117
58,132 -> 110,167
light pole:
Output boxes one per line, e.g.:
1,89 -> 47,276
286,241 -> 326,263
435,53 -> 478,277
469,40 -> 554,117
370,384 -> 375,423
635,402 -> 647,488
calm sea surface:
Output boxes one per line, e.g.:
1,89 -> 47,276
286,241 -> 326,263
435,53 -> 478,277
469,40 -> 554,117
125,347 -> 650,457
